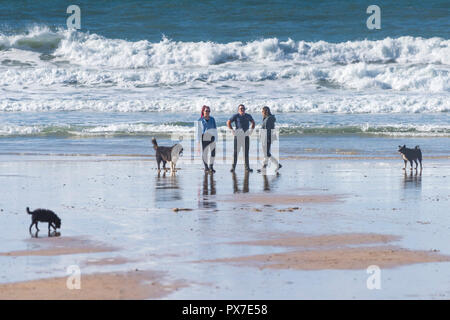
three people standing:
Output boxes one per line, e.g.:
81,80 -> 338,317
198,104 -> 281,173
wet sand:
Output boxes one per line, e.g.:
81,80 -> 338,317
0,235 -> 185,299
201,233 -> 450,270
229,233 -> 400,248
217,193 -> 342,204
0,270 -> 186,300
1,155 -> 450,299
0,236 -> 116,256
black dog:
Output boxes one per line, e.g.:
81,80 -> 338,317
398,145 -> 422,170
152,138 -> 183,173
27,207 -> 61,235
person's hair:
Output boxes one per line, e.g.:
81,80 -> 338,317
200,105 -> 210,118
262,106 -> 272,117
238,104 -> 245,110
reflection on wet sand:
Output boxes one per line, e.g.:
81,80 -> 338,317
30,230 -> 61,238
155,171 -> 181,202
402,168 -> 422,190
262,173 -> 280,191
200,172 -> 217,209
232,171 -> 249,193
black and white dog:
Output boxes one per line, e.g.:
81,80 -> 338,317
152,138 -> 183,173
27,207 -> 61,236
398,145 -> 423,170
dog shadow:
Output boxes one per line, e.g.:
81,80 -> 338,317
30,230 -> 61,238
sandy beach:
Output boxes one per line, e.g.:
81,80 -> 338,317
1,0 -> 449,303
0,270 -> 186,300
1,154 -> 449,299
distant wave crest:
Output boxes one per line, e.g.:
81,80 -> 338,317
1,122 -> 449,138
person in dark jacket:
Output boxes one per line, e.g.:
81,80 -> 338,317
258,106 -> 281,173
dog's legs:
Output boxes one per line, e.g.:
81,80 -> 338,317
414,159 -> 418,170
156,157 -> 162,172
35,221 -> 40,232
409,160 -> 413,170
29,222 -> 34,235
403,160 -> 407,170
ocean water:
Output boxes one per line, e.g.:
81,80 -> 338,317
0,0 -> 449,157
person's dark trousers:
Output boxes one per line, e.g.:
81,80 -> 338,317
202,134 -> 215,169
264,132 -> 272,158
233,135 -> 250,169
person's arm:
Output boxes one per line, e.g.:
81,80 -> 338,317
197,119 -> 203,141
227,120 -> 235,135
227,116 -> 236,135
248,114 -> 256,129
268,116 -> 275,130
248,115 -> 255,136
197,119 -> 203,154
211,117 -> 218,141
226,120 -> 232,130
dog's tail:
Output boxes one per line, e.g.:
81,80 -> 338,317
152,137 -> 158,150
152,137 -> 159,151
26,207 -> 32,214
415,145 -> 423,161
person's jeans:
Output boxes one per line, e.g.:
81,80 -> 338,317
202,134 -> 216,168
261,130 -> 278,168
233,132 -> 250,169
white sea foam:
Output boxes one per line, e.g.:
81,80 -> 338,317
0,124 -> 42,136
1,121 -> 448,137
1,92 -> 448,113
2,27 -> 449,66
1,26 -> 449,114
53,33 -> 450,68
